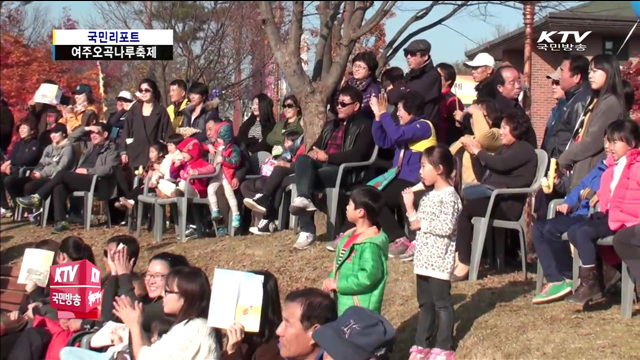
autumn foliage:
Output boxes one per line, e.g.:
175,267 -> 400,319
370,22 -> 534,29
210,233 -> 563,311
0,6 -> 121,150
621,55 -> 640,121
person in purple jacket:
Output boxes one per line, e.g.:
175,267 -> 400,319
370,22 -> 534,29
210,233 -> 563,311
326,90 -> 437,262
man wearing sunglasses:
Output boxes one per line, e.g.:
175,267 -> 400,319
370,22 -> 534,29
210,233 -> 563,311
288,85 -> 375,250
387,39 -> 441,130
540,67 -> 566,159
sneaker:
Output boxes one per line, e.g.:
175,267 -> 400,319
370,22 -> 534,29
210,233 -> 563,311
409,345 -> 431,360
217,226 -> 228,236
243,194 -> 268,214
183,228 -> 198,240
211,210 -> 223,221
51,221 -> 70,234
326,233 -> 344,252
398,242 -> 415,262
294,232 -> 316,250
289,197 -> 317,216
532,279 -> 573,304
115,197 -> 134,211
231,214 -> 241,229
29,209 -> 42,226
388,237 -> 411,258
428,348 -> 455,360
16,195 -> 41,209
250,219 -> 277,235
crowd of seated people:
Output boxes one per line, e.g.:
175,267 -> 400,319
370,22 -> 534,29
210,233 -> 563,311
1,43 -> 639,359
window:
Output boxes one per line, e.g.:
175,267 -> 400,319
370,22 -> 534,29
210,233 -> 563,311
602,37 -> 629,61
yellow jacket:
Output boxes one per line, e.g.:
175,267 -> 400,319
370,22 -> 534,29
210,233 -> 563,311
167,99 -> 190,130
59,104 -> 99,133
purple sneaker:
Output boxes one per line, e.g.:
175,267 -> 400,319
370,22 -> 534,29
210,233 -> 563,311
388,237 -> 411,258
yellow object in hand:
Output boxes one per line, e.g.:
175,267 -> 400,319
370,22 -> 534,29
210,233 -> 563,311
542,158 -> 557,194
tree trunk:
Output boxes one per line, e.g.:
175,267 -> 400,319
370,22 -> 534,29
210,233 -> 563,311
300,91 -> 329,149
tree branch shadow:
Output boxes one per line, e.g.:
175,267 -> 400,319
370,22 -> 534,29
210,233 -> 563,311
391,280 -> 533,358
453,280 -> 534,348
1,235 -> 14,244
1,241 -> 38,265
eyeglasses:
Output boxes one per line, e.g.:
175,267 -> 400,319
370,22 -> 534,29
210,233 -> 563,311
283,103 -> 296,109
352,64 -> 368,71
144,273 -> 167,281
551,80 -> 560,86
164,288 -> 179,295
139,88 -> 152,93
337,101 -> 355,108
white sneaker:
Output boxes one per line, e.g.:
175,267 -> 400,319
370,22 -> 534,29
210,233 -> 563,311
294,232 -> 316,250
289,197 -> 317,216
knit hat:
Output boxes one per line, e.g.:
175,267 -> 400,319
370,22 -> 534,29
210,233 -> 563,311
312,306 -> 396,360
177,137 -> 203,160
215,122 -> 233,145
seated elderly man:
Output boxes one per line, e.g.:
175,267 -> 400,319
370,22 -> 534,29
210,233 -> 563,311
288,84 -> 375,250
17,123 -> 119,233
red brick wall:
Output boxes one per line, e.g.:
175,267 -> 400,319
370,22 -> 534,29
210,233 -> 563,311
529,49 -> 566,147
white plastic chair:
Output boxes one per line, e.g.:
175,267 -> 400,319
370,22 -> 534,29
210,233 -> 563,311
468,149 -> 548,281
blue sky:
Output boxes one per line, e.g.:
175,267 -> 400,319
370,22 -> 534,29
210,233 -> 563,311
40,1 -> 580,67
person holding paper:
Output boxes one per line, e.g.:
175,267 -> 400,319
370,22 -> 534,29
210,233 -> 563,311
322,187 -> 389,316
221,270 -> 284,360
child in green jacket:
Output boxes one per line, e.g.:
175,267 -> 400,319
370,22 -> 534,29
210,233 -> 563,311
322,186 -> 389,316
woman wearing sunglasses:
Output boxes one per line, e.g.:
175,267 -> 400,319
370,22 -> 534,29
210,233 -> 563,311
119,78 -> 175,170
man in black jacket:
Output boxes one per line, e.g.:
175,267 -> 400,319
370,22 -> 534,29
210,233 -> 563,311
549,54 -> 591,160
289,85 -> 375,250
388,39 -> 441,128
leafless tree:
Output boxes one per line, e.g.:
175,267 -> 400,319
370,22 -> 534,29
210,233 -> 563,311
259,1 -> 576,145
88,1 -> 273,106
0,1 -> 52,46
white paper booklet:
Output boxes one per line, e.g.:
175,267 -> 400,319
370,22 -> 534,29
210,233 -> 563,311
207,269 -> 264,333
18,248 -> 55,287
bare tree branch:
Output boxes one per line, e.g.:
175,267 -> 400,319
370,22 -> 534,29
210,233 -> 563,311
351,1 -> 396,40
258,1 -> 285,60
387,2 -> 470,63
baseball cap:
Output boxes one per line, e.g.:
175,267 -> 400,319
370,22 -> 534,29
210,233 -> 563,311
546,66 -> 561,81
73,84 -> 93,95
312,306 -> 396,360
464,53 -> 496,68
404,39 -> 431,54
49,123 -> 68,137
116,91 -> 134,102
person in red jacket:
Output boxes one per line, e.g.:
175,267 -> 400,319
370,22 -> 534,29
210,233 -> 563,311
169,137 -> 215,198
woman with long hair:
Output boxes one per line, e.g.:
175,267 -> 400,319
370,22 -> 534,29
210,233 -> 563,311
112,266 -> 219,359
119,78 -> 175,170
238,93 -> 277,174
558,53 -> 626,189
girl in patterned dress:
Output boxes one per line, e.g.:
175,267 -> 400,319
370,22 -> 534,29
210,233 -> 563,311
402,144 -> 462,360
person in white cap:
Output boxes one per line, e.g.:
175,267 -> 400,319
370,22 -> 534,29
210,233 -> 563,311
107,90 -> 135,128
463,52 -> 496,101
